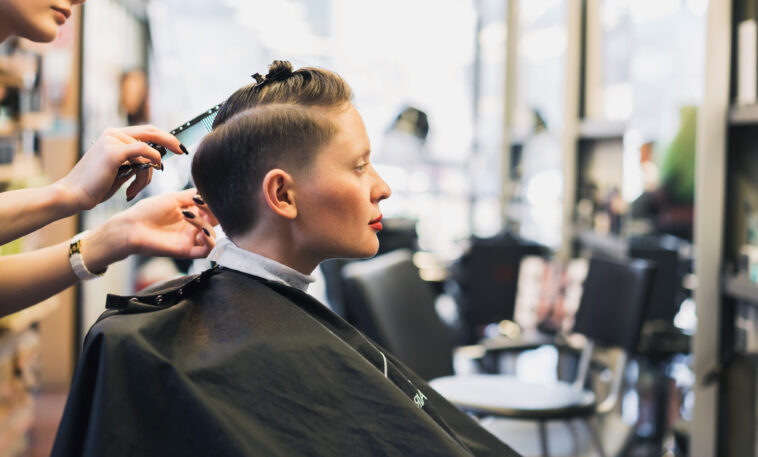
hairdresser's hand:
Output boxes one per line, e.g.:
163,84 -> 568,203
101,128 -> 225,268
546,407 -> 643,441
82,189 -> 218,271
56,125 -> 186,211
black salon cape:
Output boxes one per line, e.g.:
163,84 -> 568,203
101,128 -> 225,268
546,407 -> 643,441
51,267 -> 519,457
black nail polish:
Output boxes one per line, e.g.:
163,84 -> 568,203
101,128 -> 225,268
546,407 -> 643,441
179,144 -> 189,155
182,210 -> 195,219
192,195 -> 205,205
158,162 -> 164,171
202,228 -> 210,237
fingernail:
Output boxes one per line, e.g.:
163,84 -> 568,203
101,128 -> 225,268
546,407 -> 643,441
202,228 -> 210,237
182,210 -> 195,219
179,144 -> 189,155
127,195 -> 134,202
192,195 -> 205,205
159,162 -> 164,171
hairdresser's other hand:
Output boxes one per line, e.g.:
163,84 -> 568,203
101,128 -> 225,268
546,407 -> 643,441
83,189 -> 217,271
56,125 -> 186,211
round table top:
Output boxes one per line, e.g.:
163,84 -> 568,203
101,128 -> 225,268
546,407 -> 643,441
429,374 -> 595,416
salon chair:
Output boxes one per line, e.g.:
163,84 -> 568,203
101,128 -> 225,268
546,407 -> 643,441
448,233 -> 549,344
320,217 -> 418,321
431,256 -> 655,457
627,235 -> 692,452
628,235 -> 691,356
340,249 -> 458,381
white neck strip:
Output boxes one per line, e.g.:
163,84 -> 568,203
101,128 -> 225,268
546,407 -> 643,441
207,237 -> 315,292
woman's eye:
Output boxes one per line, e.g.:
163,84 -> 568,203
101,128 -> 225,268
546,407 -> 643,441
356,163 -> 368,172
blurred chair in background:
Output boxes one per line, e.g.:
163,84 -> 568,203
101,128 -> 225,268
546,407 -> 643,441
629,235 -> 686,325
431,256 -> 655,457
320,217 -> 418,320
448,233 -> 549,344
628,234 -> 692,453
340,249 -> 457,380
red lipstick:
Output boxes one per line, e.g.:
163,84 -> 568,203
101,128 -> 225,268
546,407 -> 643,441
52,6 -> 71,18
369,215 -> 383,231
51,7 -> 70,24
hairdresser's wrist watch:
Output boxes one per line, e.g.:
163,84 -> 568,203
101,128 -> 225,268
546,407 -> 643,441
69,231 -> 107,281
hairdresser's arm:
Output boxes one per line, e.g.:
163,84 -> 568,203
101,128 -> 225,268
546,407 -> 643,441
0,189 -> 217,317
0,125 -> 184,246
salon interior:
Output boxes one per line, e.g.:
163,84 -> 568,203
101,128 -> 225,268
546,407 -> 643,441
2,0 -> 758,456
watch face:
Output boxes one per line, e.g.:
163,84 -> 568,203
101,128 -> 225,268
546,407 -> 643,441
69,239 -> 82,256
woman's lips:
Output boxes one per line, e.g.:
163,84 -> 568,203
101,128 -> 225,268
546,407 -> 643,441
369,215 -> 383,231
51,7 -> 70,24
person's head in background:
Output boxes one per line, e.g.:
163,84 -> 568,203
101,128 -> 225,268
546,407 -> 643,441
193,61 -> 391,274
119,68 -> 150,125
0,0 -> 85,43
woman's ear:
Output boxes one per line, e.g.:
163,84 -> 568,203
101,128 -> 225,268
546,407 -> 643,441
261,169 -> 298,219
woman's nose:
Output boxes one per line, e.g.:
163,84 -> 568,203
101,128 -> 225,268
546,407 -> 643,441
372,169 -> 391,202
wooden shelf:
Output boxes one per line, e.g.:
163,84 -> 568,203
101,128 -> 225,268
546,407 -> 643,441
724,274 -> 758,304
19,112 -> 53,131
729,105 -> 758,126
0,296 -> 59,333
0,155 -> 41,183
577,119 -> 627,140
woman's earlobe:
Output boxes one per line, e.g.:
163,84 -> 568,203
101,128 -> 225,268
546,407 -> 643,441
262,169 -> 298,219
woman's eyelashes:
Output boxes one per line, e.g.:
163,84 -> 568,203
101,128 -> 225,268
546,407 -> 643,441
355,162 -> 368,173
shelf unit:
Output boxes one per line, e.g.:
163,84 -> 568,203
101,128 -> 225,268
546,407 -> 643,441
576,119 -> 626,140
0,10 -> 83,456
0,154 -> 40,184
498,2 -> 704,453
729,104 -> 758,124
692,1 -> 758,456
501,1 -> 700,272
724,274 -> 758,304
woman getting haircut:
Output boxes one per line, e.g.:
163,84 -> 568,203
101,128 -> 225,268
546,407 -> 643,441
0,0 -> 216,317
51,61 -> 520,456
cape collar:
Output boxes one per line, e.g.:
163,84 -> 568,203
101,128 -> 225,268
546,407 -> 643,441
208,237 -> 315,292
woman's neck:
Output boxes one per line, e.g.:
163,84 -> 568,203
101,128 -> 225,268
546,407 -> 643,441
232,230 -> 319,276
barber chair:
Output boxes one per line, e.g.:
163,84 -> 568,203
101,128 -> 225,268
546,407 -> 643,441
627,235 -> 692,451
320,217 -> 418,320
431,256 -> 655,457
340,249 -> 457,381
449,234 -> 548,344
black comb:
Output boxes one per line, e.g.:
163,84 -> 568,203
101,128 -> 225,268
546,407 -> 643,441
117,104 -> 221,178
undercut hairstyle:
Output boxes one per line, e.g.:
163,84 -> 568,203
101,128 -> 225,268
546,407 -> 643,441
213,60 -> 353,128
192,104 -> 339,238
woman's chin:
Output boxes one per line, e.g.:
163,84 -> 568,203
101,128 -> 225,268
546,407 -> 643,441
19,24 -> 58,43
342,244 -> 380,260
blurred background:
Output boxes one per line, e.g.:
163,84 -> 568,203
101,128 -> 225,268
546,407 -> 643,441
2,0 -> 757,456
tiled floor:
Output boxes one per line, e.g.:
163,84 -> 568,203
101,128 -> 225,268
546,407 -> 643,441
23,390 -> 68,457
